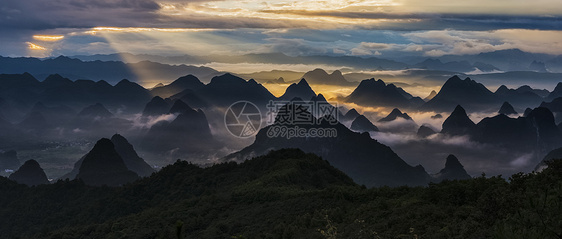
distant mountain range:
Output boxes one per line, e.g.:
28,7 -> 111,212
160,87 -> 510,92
345,78 -> 425,109
66,49 -> 562,73
279,78 -> 316,100
422,75 -> 548,112
441,105 -> 562,159
0,56 -> 221,84
2,67 -> 562,184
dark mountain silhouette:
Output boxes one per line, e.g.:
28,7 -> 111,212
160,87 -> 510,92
546,83 -> 562,101
142,96 -> 171,117
29,102 -> 76,123
71,52 -> 410,71
540,97 -> 562,113
60,134 -> 153,179
535,147 -> 562,171
150,75 -> 205,98
529,60 -> 548,72
168,99 -> 194,114
523,108 -> 533,117
472,62 -> 500,72
441,105 -> 476,135
309,93 -> 327,103
342,108 -> 360,121
58,155 -> 86,181
110,134 -> 154,177
498,102 -> 517,115
18,102 -> 77,130
308,94 -> 343,119
523,107 -> 562,152
437,49 -> 550,71
431,155 -> 471,182
415,59 -> 476,72
193,73 -> 275,109
0,72 -> 154,114
472,107 -> 562,156
0,150 -> 20,170
266,77 -> 286,84
68,103 -> 133,137
350,115 -> 379,132
76,138 -> 139,186
225,102 -> 430,187
42,74 -> 73,89
472,114 -> 535,148
0,55 -> 220,84
345,78 -> 423,109
3,145 -> 562,238
424,90 -> 437,101
142,100 -> 215,154
17,111 -> 49,131
0,109 -> 18,143
173,89 -> 209,109
77,103 -> 113,118
112,79 -> 152,108
0,73 -> 42,119
378,108 -> 413,122
494,85 -> 543,109
151,83 -> 164,89
456,107 -> 562,154
39,74 -> 152,113
515,85 -> 549,98
414,59 -> 498,73
8,159 -> 49,186
423,76 -> 500,112
511,85 -> 543,95
300,69 -> 351,85
546,55 -> 562,72
279,79 -> 316,100
417,125 -> 437,138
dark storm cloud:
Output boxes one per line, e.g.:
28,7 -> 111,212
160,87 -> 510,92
155,14 -> 314,29
0,0 -> 317,31
0,0 -> 161,30
261,10 -> 562,31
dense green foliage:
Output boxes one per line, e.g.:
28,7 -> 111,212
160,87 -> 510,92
0,148 -> 561,239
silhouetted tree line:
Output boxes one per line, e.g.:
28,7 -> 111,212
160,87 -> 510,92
0,148 -> 560,238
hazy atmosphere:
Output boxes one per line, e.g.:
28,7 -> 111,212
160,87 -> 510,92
1,0 -> 562,238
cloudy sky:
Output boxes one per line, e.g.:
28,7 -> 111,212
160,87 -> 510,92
1,0 -> 561,58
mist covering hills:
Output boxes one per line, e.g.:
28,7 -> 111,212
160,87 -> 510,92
0,66 -> 560,180
0,55 -> 559,185
1,52 -> 562,238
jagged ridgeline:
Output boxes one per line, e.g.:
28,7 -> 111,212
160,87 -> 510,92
226,100 -> 431,187
0,149 -> 561,238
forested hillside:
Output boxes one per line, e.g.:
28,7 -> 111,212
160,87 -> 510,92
0,149 -> 561,238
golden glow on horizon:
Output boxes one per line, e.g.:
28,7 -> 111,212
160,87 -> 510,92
27,42 -> 47,50
156,1 -> 403,28
90,26 -> 244,86
33,35 -> 64,41
84,27 -> 221,35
